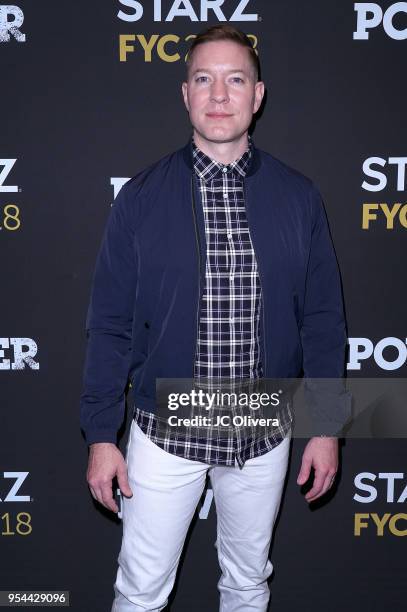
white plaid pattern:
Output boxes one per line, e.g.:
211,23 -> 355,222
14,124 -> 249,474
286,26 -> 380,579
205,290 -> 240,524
192,135 -> 262,379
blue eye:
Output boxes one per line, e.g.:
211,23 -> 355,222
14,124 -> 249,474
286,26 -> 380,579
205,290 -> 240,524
231,77 -> 244,83
195,76 -> 208,83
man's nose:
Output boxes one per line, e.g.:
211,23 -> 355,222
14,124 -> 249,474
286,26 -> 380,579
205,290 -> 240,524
210,80 -> 229,103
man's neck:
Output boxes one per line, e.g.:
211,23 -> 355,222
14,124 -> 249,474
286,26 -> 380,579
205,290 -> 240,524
192,131 -> 249,165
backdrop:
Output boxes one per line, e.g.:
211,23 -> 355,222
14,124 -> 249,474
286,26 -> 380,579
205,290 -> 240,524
1,1 -> 406,610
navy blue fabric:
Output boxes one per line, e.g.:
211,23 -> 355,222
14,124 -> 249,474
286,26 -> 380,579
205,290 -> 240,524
79,137 -> 349,445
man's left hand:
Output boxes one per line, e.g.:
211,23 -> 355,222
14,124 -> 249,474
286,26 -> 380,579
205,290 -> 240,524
297,437 -> 338,503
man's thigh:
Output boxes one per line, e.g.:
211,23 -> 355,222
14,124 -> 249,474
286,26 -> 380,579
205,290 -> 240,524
115,421 -> 209,604
208,436 -> 291,572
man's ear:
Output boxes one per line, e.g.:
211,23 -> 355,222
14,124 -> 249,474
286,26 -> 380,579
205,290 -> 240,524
253,80 -> 265,114
181,81 -> 189,112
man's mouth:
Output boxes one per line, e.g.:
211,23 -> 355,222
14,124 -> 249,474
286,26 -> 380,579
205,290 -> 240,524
206,112 -> 233,118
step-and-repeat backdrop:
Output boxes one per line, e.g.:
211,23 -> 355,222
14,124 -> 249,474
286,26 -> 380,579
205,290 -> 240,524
2,1 -> 406,610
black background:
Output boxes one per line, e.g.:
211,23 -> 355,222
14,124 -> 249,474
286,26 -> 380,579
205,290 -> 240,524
1,2 -> 406,610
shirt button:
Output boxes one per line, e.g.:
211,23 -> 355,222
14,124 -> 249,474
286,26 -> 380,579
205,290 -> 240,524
223,193 -> 228,199
222,167 -> 228,173
229,362 -> 235,367
229,317 -> 234,322
227,233 -> 232,239
230,275 -> 234,281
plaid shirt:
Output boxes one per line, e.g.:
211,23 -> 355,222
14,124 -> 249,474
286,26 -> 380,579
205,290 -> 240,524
134,135 -> 292,468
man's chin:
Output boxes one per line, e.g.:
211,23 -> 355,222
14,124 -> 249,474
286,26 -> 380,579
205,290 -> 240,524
196,129 -> 243,145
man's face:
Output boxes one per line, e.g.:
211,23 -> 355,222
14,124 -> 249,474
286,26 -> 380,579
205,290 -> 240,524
182,40 -> 264,145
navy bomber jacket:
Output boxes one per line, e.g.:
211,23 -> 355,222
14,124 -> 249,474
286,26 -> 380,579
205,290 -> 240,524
79,137 -> 351,446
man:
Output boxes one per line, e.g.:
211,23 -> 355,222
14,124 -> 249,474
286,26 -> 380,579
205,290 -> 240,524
80,24 -> 350,612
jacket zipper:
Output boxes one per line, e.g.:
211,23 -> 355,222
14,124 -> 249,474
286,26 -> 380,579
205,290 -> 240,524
243,180 -> 267,376
190,174 -> 201,376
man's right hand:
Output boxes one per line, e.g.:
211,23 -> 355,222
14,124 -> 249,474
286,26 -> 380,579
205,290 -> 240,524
86,443 -> 133,513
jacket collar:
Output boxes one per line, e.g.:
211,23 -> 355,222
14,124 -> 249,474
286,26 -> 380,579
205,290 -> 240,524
181,132 -> 261,177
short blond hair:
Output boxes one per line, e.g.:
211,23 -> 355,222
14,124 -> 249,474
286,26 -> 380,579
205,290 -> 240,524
185,24 -> 260,81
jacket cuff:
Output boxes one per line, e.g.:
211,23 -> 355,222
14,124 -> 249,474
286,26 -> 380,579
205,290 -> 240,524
311,420 -> 348,437
84,430 -> 118,446
304,382 -> 353,437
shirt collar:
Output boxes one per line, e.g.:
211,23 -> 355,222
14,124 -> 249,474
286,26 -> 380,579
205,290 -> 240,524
192,134 -> 253,182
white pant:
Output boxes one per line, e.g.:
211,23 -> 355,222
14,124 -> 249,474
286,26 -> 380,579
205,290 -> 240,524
111,420 -> 290,612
